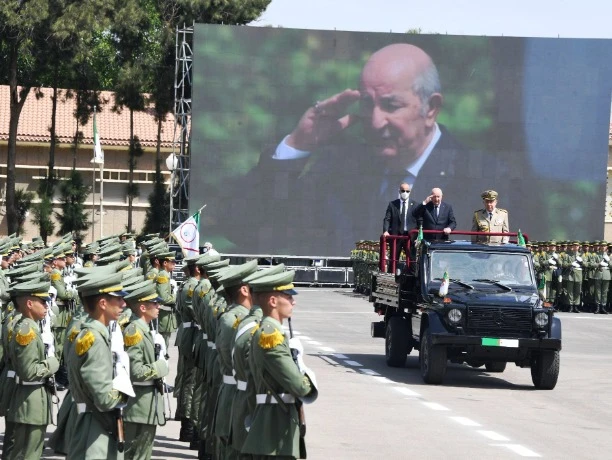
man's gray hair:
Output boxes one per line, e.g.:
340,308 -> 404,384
412,61 -> 441,117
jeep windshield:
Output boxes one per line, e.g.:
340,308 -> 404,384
427,250 -> 536,289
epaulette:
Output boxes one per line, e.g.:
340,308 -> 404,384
156,275 -> 169,284
50,271 -> 61,282
258,323 -> 284,350
251,324 -> 260,336
68,325 -> 80,343
76,330 -> 95,356
15,324 -> 36,346
497,208 -> 508,213
123,324 -> 143,347
199,287 -> 210,298
232,317 -> 241,329
187,287 -> 194,298
146,272 -> 156,281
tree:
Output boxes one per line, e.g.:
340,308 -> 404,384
142,166 -> 170,236
56,170 -> 91,240
14,188 -> 35,236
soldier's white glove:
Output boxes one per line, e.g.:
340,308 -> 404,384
288,337 -> 304,356
42,331 -> 55,358
600,261 -> 609,267
558,274 -> 563,283
576,256 -> 583,263
604,254 -> 610,262
153,331 -> 167,358
170,279 -> 177,295
552,252 -> 559,260
548,258 -> 556,266
572,261 -> 580,268
112,360 -> 135,398
300,367 -> 319,404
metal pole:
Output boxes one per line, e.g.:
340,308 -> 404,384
169,168 -> 173,233
100,164 -> 104,238
92,163 -> 96,242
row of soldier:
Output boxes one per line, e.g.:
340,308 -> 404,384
529,240 -> 612,314
0,232 -> 318,459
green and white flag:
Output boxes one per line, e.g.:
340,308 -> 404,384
517,228 -> 526,247
92,109 -> 104,165
416,225 -> 424,244
438,269 -> 449,297
171,209 -> 202,256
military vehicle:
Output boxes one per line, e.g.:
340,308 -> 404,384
369,231 -> 561,389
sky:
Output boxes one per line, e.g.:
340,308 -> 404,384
250,0 -> 612,39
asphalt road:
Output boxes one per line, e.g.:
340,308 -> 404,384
2,288 -> 611,459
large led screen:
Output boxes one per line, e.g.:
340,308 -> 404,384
191,24 -> 612,256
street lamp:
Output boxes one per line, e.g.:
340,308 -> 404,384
165,153 -> 178,233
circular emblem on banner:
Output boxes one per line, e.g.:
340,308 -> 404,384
180,222 -> 197,243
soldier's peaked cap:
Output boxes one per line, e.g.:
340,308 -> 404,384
217,260 -> 258,288
249,269 -> 298,295
481,190 -> 498,200
77,272 -> 128,298
196,252 -> 221,266
243,263 -> 286,284
10,279 -> 52,301
124,279 -> 162,303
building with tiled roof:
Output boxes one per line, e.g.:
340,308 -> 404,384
0,85 -> 175,242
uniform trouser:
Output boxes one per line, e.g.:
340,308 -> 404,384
124,422 -> 156,460
53,326 -> 67,362
566,280 -> 582,306
592,278 -> 603,304
602,280 -> 610,306
4,422 -> 46,460
191,365 -> 205,429
173,355 -> 184,419
1,421 -> 15,460
178,357 -> 195,422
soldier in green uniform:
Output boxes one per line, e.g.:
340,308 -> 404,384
230,264 -> 286,457
122,280 -> 169,460
241,270 -> 318,460
49,244 -> 77,366
154,251 -> 178,350
581,242 -> 593,311
591,241 -> 610,314
561,241 -> 584,313
3,279 -> 59,460
65,272 -> 132,459
471,190 -> 510,243
213,260 -> 258,459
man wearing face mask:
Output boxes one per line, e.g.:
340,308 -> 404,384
383,182 -> 417,269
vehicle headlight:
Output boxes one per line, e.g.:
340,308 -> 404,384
534,312 -> 548,328
447,308 -> 462,324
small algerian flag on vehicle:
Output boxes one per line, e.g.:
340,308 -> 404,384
438,269 -> 449,297
517,229 -> 526,246
416,225 -> 424,244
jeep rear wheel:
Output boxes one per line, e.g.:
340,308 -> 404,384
420,327 -> 447,384
485,361 -> 507,373
385,316 -> 410,367
531,350 -> 560,390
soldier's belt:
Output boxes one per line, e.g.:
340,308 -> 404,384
159,305 -> 173,311
207,341 -> 216,350
236,380 -> 247,391
7,370 -> 15,378
15,375 -> 44,385
133,381 -> 156,387
56,301 -> 66,307
76,403 -> 91,414
222,375 -> 237,385
202,332 -> 208,340
256,393 -> 296,404
182,322 -> 200,329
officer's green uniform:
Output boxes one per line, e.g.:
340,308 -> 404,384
65,273 -> 129,460
0,307 -> 21,458
51,257 -> 76,363
471,190 -> 510,243
4,281 -> 59,460
561,244 -> 583,312
155,254 -> 177,349
241,270 -> 317,459
123,287 -> 169,460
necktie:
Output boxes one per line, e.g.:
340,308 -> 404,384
488,212 -> 493,220
400,200 -> 406,231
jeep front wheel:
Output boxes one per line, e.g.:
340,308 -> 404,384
485,362 -> 507,373
385,316 -> 410,367
531,350 -> 560,390
420,327 -> 447,384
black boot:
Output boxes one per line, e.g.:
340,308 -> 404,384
602,304 -> 609,314
198,441 -> 212,460
189,431 -> 200,450
179,418 -> 194,442
573,304 -> 581,313
594,304 -> 601,314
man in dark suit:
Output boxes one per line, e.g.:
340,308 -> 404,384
383,182 -> 417,269
412,187 -> 456,240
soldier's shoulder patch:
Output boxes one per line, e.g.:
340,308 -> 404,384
76,330 -> 95,356
123,324 -> 143,347
15,324 -> 36,346
187,287 -> 194,298
258,323 -> 285,350
50,272 -> 62,282
250,323 -> 260,336
68,325 -> 80,343
156,275 -> 169,284
146,272 -> 157,280
232,317 -> 242,329
199,287 -> 210,298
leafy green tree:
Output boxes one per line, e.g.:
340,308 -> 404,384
56,170 -> 91,239
15,188 -> 35,236
142,167 -> 170,236
32,193 -> 55,246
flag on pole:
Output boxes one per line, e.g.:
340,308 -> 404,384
438,269 -> 449,297
416,225 -> 424,244
171,211 -> 201,256
517,229 -> 526,247
92,109 -> 104,165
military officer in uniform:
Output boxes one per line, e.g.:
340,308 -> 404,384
122,280 -> 169,460
155,251 -> 178,349
65,272 -> 133,459
2,280 -> 58,460
471,190 -> 509,243
561,241 -> 584,313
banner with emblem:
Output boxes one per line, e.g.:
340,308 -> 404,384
171,205 -> 206,256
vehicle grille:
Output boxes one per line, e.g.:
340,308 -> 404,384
467,306 -> 532,338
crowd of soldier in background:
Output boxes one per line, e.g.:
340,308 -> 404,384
0,231 -> 317,460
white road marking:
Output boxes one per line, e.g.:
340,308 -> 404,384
331,353 -> 349,359
478,431 -> 509,441
305,340 -> 322,346
319,346 -> 335,352
344,360 -> 363,367
421,402 -> 450,411
495,444 -> 541,457
449,416 -> 481,427
359,368 -> 380,376
298,335 -> 312,340
393,386 -> 421,397
372,376 -> 394,384
319,356 -> 339,365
